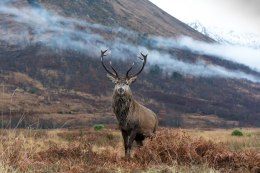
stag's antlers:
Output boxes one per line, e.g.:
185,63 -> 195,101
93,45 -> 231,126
100,50 -> 148,79
100,50 -> 118,78
126,52 -> 147,79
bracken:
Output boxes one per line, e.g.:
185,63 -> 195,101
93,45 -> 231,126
134,128 -> 260,173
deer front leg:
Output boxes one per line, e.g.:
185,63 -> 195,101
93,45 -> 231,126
126,129 -> 137,158
121,130 -> 128,157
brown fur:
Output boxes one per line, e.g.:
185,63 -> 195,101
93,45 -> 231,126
113,91 -> 158,134
100,50 -> 158,158
112,82 -> 158,158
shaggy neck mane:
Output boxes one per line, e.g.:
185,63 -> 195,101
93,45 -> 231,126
112,93 -> 133,127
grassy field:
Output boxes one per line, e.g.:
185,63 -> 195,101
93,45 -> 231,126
0,127 -> 259,173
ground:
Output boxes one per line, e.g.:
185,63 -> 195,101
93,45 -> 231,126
0,126 -> 259,173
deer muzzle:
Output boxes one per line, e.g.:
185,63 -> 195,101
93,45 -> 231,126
117,87 -> 125,94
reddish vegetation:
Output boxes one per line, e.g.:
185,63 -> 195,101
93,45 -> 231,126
24,129 -> 259,172
134,129 -> 260,173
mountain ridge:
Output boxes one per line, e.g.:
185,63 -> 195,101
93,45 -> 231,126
188,20 -> 260,49
0,0 -> 259,127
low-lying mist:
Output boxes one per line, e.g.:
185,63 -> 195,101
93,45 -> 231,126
0,0 -> 260,82
151,36 -> 260,72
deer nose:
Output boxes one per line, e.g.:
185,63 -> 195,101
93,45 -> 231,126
117,88 -> 124,94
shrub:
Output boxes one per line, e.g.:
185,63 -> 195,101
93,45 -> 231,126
93,124 -> 104,131
231,129 -> 243,136
134,129 -> 260,172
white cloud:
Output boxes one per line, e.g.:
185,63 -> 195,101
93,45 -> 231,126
150,36 -> 260,72
0,2 -> 259,82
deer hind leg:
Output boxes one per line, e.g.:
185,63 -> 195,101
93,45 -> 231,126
135,133 -> 145,146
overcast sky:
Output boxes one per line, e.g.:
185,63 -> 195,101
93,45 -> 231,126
149,0 -> 260,35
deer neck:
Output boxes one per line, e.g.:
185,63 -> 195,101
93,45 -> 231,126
112,92 -> 133,127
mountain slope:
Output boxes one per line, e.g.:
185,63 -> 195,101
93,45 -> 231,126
0,0 -> 259,127
188,21 -> 260,49
38,0 -> 213,41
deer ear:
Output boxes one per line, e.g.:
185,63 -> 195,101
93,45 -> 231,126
107,74 -> 117,83
128,76 -> 137,84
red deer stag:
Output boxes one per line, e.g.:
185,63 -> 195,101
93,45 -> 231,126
100,50 -> 158,158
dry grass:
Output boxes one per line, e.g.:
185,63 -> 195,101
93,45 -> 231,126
185,128 -> 260,151
180,114 -> 239,128
135,128 -> 260,173
0,127 -> 259,173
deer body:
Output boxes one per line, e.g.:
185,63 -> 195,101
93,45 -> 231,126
113,91 -> 157,134
100,50 -> 158,158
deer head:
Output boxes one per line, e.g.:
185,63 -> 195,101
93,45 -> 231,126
100,49 -> 147,95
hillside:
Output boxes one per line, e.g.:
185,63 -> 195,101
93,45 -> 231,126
0,0 -> 260,128
37,0 -> 213,41
188,21 -> 260,50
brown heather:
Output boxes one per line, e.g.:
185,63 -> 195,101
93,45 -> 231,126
0,128 -> 259,173
134,129 -> 260,173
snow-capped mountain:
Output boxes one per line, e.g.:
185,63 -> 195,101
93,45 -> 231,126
188,21 -> 260,49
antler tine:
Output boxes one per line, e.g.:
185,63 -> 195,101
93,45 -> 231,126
126,52 -> 147,79
109,61 -> 119,77
101,49 -> 108,56
139,53 -> 147,60
100,49 -> 118,78
126,62 -> 135,79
